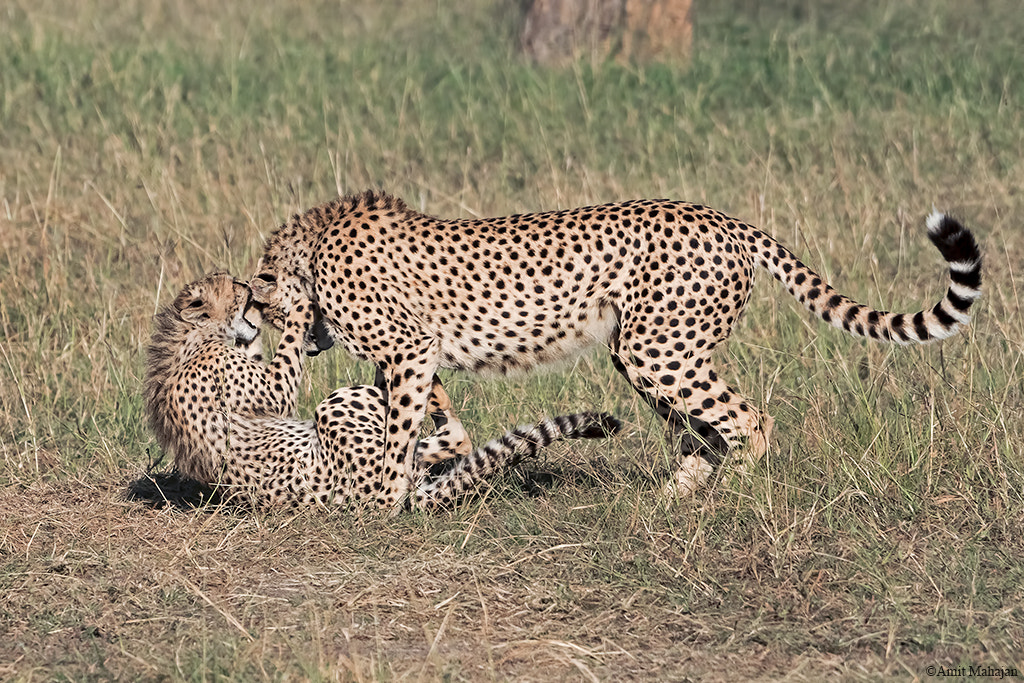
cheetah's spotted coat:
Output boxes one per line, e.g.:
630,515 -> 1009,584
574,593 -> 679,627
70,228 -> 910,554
252,193 -> 982,503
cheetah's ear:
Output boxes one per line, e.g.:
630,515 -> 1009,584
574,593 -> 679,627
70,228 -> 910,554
176,296 -> 210,323
249,273 -> 277,303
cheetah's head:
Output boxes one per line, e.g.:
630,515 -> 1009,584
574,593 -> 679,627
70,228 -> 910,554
249,260 -> 334,355
171,272 -> 260,347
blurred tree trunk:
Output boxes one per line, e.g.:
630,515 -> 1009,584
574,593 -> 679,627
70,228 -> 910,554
520,0 -> 694,66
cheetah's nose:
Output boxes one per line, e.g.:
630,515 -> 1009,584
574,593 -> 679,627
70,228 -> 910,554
311,314 -> 334,353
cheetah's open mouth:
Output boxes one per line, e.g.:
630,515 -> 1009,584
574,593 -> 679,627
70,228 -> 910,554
234,316 -> 260,346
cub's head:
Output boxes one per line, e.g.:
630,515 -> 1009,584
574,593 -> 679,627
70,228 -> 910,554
169,272 -> 260,347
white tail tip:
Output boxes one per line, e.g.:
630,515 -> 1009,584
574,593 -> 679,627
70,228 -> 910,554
926,209 -> 946,234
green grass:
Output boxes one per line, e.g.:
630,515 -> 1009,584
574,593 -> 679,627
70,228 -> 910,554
2,0 -> 1023,679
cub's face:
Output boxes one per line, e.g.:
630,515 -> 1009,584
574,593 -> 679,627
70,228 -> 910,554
172,272 -> 259,346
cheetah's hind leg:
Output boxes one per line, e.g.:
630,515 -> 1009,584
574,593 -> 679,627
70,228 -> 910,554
609,337 -> 772,497
659,366 -> 774,498
419,375 -> 473,463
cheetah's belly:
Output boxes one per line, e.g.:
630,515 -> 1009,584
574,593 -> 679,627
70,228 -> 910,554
433,298 -> 619,376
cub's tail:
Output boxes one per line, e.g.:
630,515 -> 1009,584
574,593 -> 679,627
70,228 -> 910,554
754,211 -> 981,344
411,412 -> 622,511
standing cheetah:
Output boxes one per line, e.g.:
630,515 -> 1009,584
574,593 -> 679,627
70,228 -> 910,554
143,272 -> 621,510
251,192 -> 982,502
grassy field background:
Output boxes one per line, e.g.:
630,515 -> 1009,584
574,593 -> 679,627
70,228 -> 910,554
2,0 -> 1023,679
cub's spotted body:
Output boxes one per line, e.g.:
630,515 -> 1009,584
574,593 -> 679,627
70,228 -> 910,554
143,273 -> 620,510
253,193 -> 982,502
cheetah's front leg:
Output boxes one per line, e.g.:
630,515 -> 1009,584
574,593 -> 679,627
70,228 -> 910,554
376,337 -> 443,508
246,287 -> 315,417
374,370 -> 472,465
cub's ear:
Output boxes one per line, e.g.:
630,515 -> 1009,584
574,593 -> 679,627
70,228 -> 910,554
176,295 -> 209,323
249,273 -> 278,303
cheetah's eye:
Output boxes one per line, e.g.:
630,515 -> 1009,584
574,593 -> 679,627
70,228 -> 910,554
187,299 -> 204,308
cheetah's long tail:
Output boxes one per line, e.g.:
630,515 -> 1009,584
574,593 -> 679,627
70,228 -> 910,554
410,412 -> 622,511
755,211 -> 981,344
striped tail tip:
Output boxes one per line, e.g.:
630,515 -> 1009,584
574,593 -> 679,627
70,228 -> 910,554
919,211 -> 982,340
926,212 -> 982,275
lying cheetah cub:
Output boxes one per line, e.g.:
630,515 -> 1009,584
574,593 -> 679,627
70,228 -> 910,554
143,272 -> 620,510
